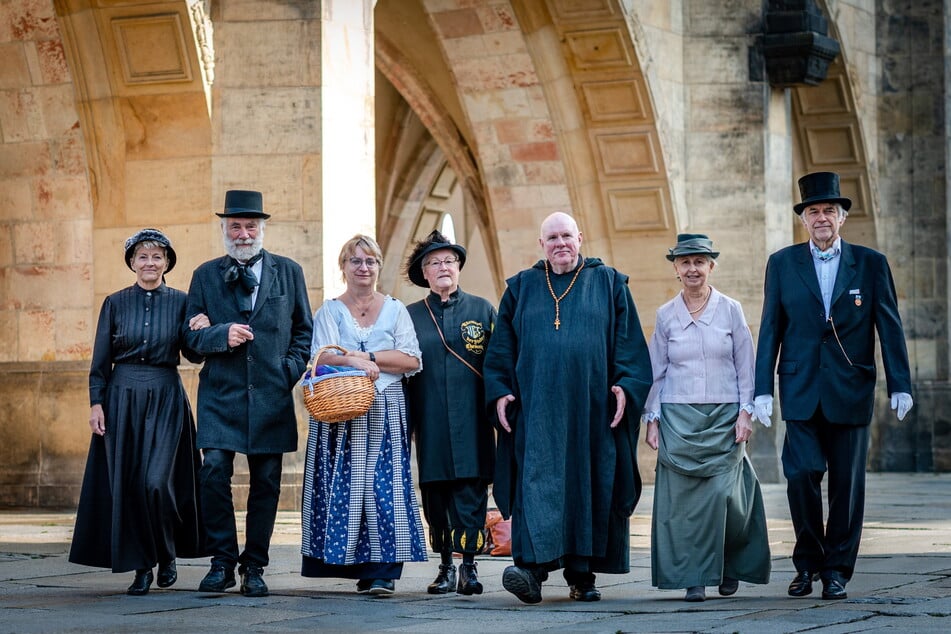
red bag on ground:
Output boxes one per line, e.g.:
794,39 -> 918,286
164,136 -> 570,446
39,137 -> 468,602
484,508 -> 512,556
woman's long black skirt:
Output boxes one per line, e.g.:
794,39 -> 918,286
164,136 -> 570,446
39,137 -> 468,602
69,364 -> 204,572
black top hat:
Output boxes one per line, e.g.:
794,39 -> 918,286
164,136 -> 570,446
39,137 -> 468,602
406,230 -> 467,288
666,233 -> 719,261
216,190 -> 271,219
794,172 -> 852,215
124,228 -> 177,273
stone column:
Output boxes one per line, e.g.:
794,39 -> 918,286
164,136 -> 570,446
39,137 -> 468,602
210,0 -> 322,508
872,0 -> 950,471
679,1 -> 783,478
321,0 -> 375,299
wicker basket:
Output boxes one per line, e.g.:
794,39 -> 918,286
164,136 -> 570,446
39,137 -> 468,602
300,345 -> 375,423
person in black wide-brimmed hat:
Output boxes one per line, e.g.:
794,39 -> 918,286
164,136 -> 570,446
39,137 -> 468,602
69,228 -> 205,596
643,233 -> 771,602
403,230 -> 497,596
754,171 -> 913,601
183,190 -> 313,598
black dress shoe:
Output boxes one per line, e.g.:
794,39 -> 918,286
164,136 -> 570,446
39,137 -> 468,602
156,560 -> 177,588
198,562 -> 236,593
368,579 -> 395,596
718,576 -> 739,596
821,578 -> 848,600
788,570 -> 819,597
502,565 -> 543,604
239,563 -> 269,597
569,583 -> 601,602
457,562 -> 483,596
427,563 -> 457,594
127,569 -> 153,596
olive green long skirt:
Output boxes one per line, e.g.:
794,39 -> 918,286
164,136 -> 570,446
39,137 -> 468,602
651,403 -> 771,589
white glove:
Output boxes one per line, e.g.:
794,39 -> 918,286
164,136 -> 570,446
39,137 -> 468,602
890,392 -> 913,421
753,394 -> 773,428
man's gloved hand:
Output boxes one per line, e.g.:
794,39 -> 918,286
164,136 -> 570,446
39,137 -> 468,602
753,394 -> 773,428
890,392 -> 913,421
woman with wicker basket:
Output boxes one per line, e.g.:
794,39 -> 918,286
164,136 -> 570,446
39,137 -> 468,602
300,234 -> 426,596
403,230 -> 497,596
69,229 -> 204,596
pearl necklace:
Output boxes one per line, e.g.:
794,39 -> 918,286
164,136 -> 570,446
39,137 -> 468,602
685,288 -> 711,315
544,259 -> 585,330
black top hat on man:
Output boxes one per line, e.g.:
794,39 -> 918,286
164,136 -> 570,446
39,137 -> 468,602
794,172 -> 852,215
217,190 -> 271,219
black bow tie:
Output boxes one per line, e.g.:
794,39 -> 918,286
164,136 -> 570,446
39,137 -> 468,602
224,253 -> 262,313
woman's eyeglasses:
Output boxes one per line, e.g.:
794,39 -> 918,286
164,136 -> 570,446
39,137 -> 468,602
424,256 -> 460,269
349,257 -> 379,268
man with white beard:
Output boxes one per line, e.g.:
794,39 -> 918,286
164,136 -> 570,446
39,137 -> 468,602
184,190 -> 313,597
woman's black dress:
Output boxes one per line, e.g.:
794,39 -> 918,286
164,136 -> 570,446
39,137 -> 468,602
69,283 -> 204,572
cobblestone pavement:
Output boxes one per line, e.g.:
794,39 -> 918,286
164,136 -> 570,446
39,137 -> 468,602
1,473 -> 949,633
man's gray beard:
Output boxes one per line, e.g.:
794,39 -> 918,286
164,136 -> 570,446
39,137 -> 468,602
224,235 -> 263,262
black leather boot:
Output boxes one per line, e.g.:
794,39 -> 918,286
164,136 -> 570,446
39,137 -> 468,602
427,563 -> 457,594
127,569 -> 153,596
156,560 -> 177,588
239,563 -> 269,597
457,562 -> 483,596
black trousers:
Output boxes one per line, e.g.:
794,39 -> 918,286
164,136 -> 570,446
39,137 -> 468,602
420,478 -> 488,554
782,412 -> 869,583
199,449 -> 283,569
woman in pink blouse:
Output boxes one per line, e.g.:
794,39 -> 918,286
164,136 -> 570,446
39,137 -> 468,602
642,234 -> 771,602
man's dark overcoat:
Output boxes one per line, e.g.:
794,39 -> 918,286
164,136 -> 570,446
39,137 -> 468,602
483,257 -> 653,573
754,240 -> 912,424
184,250 -> 313,454
405,288 -> 496,484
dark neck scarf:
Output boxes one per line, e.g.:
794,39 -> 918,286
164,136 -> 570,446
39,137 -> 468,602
224,252 -> 263,314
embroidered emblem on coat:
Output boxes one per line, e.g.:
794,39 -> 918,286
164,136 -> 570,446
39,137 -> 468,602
461,321 -> 486,355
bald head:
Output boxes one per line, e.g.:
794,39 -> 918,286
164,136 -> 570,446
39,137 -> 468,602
539,212 -> 578,239
539,211 -> 583,274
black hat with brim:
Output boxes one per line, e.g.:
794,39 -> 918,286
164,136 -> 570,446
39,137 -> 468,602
216,189 -> 271,219
407,232 -> 467,288
124,228 -> 177,273
666,233 -> 719,261
794,171 -> 852,215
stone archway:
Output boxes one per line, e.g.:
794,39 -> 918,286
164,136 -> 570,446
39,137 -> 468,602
412,0 -> 679,281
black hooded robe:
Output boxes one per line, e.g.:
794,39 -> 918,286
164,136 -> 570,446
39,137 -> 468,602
483,257 -> 652,573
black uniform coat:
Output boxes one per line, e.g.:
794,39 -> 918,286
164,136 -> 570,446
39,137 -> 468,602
405,289 -> 496,484
483,257 -> 653,573
754,240 -> 911,424
184,250 -> 313,454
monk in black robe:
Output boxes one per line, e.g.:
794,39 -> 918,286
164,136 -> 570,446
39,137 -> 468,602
483,212 -> 653,604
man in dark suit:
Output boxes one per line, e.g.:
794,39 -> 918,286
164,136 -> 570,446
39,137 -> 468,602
185,190 -> 313,597
753,172 -> 913,601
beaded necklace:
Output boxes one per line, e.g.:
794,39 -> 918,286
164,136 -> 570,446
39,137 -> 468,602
544,259 -> 585,330
685,288 -> 711,316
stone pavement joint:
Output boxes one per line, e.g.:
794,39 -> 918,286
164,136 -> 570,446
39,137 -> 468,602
1,473 -> 950,633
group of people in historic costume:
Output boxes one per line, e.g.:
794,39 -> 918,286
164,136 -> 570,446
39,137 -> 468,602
69,172 -> 914,605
